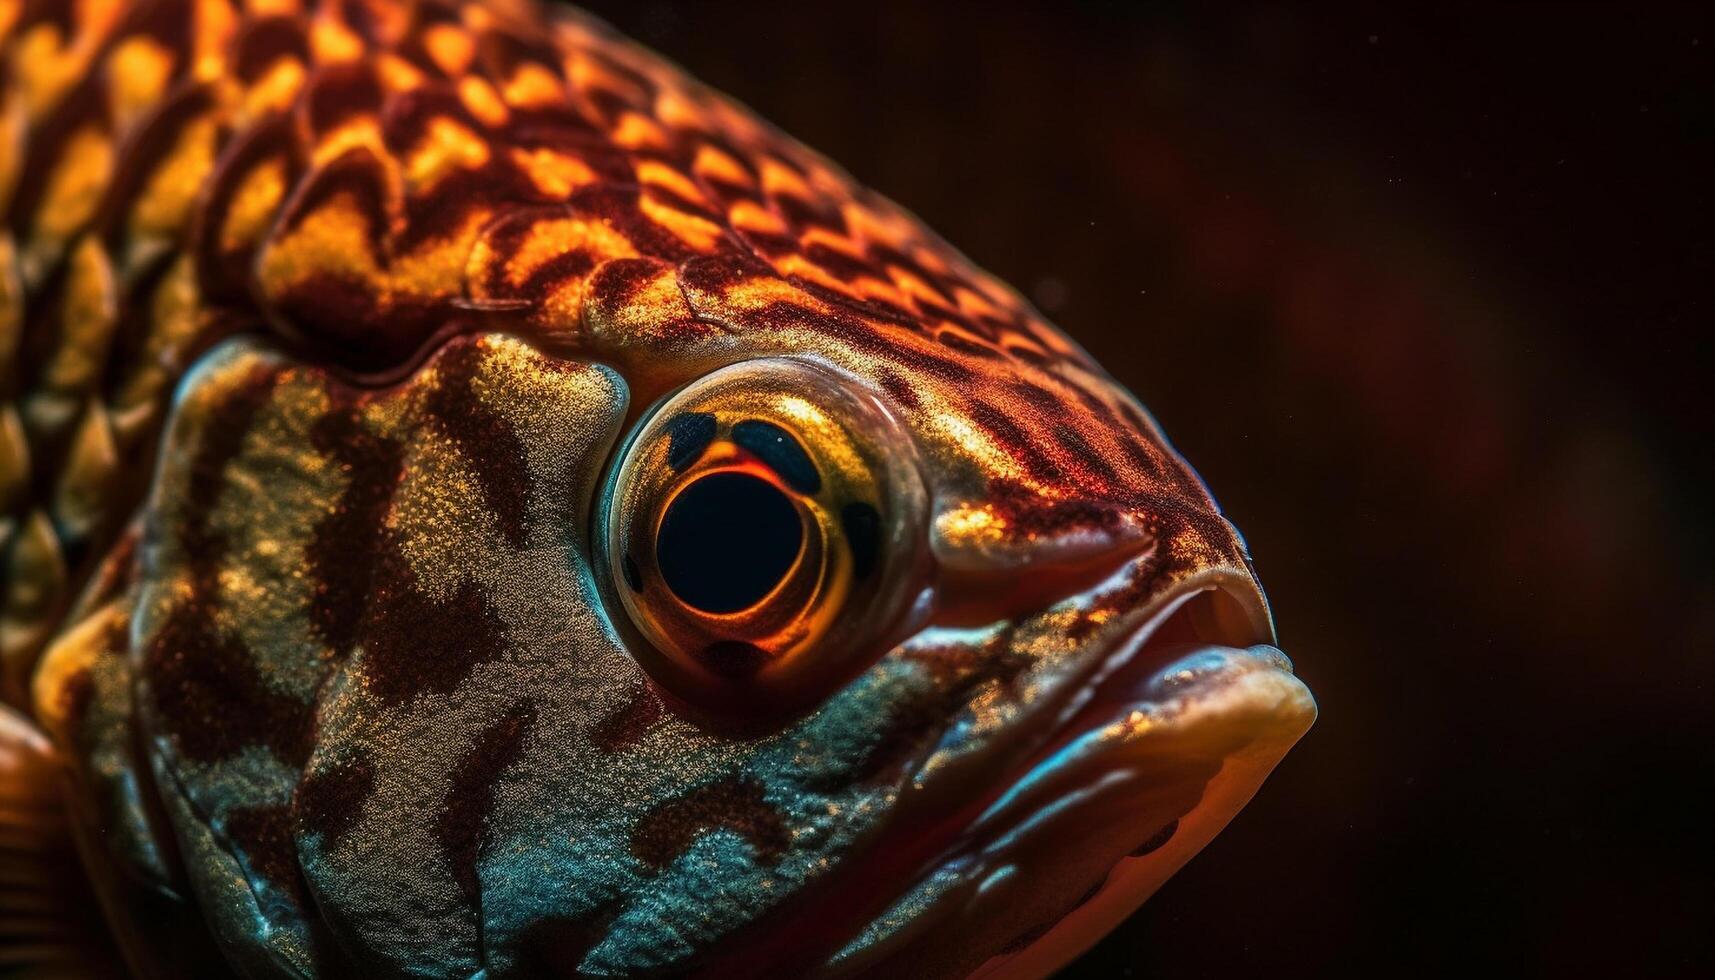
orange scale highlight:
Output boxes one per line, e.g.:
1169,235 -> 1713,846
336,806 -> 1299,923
240,57 -> 306,119
509,146 -> 597,199
887,266 -> 954,309
502,62 -> 567,109
611,112 -> 672,153
457,75 -> 509,129
803,162 -> 851,201
635,159 -> 708,209
309,16 -> 364,64
758,157 -> 813,201
654,88 -> 713,133
1026,318 -> 1085,357
951,284 -> 1008,323
566,55 -> 649,112
692,143 -> 756,191
971,272 -> 1029,312
104,35 -> 176,131
375,53 -> 427,94
798,224 -> 862,256
841,201 -> 913,251
639,193 -> 725,253
771,252 -> 851,296
403,116 -> 489,193
844,275 -> 913,313
309,118 -> 387,167
68,0 -> 125,44
707,99 -> 768,149
422,24 -> 475,76
728,200 -> 787,238
909,242 -> 952,277
359,0 -> 411,46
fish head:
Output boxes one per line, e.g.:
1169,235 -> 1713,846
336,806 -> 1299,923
563,277 -> 1319,977
111,247 -> 1311,977
12,5 -> 1311,975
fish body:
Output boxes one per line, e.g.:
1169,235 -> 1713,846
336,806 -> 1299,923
0,1 -> 1314,977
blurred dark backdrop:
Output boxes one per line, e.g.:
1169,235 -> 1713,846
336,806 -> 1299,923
572,2 -> 1712,975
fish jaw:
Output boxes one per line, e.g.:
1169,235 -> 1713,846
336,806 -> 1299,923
817,576 -> 1316,978
961,643 -> 1314,979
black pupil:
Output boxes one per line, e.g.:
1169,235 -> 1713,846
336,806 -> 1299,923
656,472 -> 802,614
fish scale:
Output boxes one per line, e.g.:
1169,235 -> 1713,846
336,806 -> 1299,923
1,0 -> 226,706
0,2 -> 1314,977
1,0 -> 1224,709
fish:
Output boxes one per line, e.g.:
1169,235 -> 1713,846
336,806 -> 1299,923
0,1 -> 1316,976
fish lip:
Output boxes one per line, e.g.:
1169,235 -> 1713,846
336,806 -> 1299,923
818,571 -> 1316,977
945,641 -> 1313,980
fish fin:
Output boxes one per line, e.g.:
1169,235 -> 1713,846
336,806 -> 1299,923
0,703 -> 127,979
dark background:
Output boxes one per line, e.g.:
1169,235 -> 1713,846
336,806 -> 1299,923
573,2 -> 1712,975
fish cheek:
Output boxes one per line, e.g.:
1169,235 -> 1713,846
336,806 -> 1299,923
281,337 -> 639,976
125,333 -> 634,975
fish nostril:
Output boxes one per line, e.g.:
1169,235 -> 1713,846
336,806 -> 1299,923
656,472 -> 803,614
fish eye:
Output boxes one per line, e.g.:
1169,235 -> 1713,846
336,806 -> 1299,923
602,359 -> 927,718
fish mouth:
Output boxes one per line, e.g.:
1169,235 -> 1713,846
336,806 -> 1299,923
819,573 -> 1317,978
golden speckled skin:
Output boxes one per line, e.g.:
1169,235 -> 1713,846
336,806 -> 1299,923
0,2 -> 1313,977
